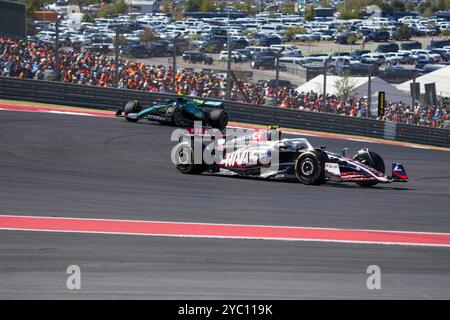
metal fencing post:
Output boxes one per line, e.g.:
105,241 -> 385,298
115,27 -> 120,88
367,65 -> 373,118
172,33 -> 181,92
411,71 -> 417,110
55,15 -> 63,81
274,48 -> 285,107
226,47 -> 232,100
323,59 -> 329,111
226,1 -> 232,101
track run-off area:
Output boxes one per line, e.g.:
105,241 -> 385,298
0,101 -> 449,298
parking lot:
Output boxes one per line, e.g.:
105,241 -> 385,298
133,36 -> 448,86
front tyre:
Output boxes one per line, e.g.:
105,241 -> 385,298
166,106 -> 183,126
294,151 -> 327,185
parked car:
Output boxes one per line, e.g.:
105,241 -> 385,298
219,50 -> 245,62
198,40 -> 223,53
246,46 -> 272,58
120,44 -> 149,58
228,38 -> 249,49
182,51 -> 213,64
376,42 -> 399,53
410,49 -> 442,62
343,63 -> 380,76
234,48 -> 251,60
428,39 -> 450,49
278,57 -> 309,70
351,49 -> 371,58
329,56 -> 361,74
253,35 -> 282,46
361,53 -> 386,65
147,42 -> 171,57
251,56 -> 276,70
334,32 -> 357,45
386,52 -> 415,64
258,79 -> 294,88
431,48 -> 450,61
401,41 -> 422,51
415,56 -> 433,69
379,66 -> 421,83
364,30 -> 390,42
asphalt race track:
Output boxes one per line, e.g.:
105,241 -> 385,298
0,109 -> 450,299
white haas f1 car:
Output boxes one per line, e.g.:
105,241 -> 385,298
172,127 -> 409,187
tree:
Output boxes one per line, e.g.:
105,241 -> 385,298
161,0 -> 171,13
441,29 -> 450,38
334,72 -> 357,102
347,33 -> 358,45
405,0 -> 415,11
338,8 -> 359,20
113,34 -> 127,46
337,0 -> 361,20
82,13 -> 95,23
320,0 -> 332,8
139,28 -> 159,43
396,24 -> 412,41
286,26 -> 306,41
97,0 -> 128,18
304,5 -> 316,22
235,0 -> 255,14
280,4 -> 296,14
199,0 -> 215,12
184,0 -> 202,12
423,7 -> 434,18
436,0 -> 449,11
391,0 -> 405,12
26,0 -> 46,35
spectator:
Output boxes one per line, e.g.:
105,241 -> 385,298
0,38 -> 448,128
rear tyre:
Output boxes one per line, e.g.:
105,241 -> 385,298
124,100 -> 141,115
294,151 -> 327,185
352,151 -> 385,187
209,109 -> 228,130
124,101 -> 141,122
172,142 -> 208,174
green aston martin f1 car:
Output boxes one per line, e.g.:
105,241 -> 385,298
115,96 -> 229,130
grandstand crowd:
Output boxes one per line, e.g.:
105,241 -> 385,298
0,38 -> 448,128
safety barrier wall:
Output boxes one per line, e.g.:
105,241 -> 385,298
0,77 -> 448,148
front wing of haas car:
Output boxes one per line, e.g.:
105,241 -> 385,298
323,152 -> 409,185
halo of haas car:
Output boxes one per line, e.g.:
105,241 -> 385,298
172,127 -> 408,187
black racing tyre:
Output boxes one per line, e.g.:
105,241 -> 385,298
294,151 -> 327,185
209,109 -> 228,130
166,106 -> 183,126
352,151 -> 385,187
124,100 -> 141,115
172,142 -> 207,174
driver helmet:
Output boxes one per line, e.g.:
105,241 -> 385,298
267,125 -> 281,141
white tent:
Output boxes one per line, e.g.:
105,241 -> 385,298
396,65 -> 450,99
296,75 -> 412,103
